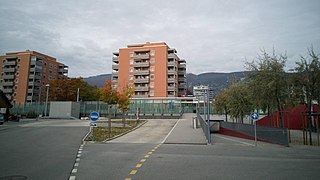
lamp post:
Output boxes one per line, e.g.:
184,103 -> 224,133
44,84 -> 50,117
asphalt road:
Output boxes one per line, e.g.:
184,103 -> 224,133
76,117 -> 320,180
0,119 -> 89,180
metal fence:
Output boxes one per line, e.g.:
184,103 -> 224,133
197,111 -> 211,144
10,99 -> 185,118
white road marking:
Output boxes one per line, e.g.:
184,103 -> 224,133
76,158 -> 80,162
69,176 -> 76,180
215,135 -> 254,146
72,169 -> 77,173
74,162 -> 79,167
161,118 -> 181,144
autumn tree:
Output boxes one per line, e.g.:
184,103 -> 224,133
100,80 -> 119,137
214,89 -> 229,122
118,85 -> 134,127
49,78 -> 100,101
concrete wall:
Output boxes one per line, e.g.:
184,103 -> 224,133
49,101 -> 80,119
219,122 -> 289,146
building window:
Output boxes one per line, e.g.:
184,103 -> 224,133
150,66 -> 155,72
129,76 -> 133,80
16,72 -> 19,76
150,50 -> 155,56
49,70 -> 52,74
130,60 -> 134,65
49,64 -> 53,68
150,82 -> 154,88
150,90 -> 154,96
15,78 -> 19,83
150,58 -> 155,64
150,74 -> 155,80
130,52 -> 134,57
129,68 -> 133,73
44,62 -> 47,66
16,65 -> 20,69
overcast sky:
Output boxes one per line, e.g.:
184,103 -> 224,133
1,0 -> 319,77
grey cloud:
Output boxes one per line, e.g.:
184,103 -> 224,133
0,0 -> 319,77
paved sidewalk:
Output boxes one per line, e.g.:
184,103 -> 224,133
164,113 -> 207,145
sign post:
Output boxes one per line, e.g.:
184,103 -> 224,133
251,112 -> 259,146
89,111 -> 99,141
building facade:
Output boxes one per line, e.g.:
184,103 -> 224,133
193,85 -> 214,102
0,50 -> 68,104
112,42 -> 186,98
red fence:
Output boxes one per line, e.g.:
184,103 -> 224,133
257,104 -> 319,130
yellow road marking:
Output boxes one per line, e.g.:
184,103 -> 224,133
140,159 -> 146,162
148,152 -> 152,155
125,178 -> 131,180
144,155 -> 150,158
130,170 -> 137,175
136,164 -> 142,168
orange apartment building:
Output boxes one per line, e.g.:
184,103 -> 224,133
0,50 -> 68,104
112,42 -> 187,98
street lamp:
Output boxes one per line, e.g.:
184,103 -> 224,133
44,84 -> 50,117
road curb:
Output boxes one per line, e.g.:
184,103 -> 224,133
103,120 -> 148,143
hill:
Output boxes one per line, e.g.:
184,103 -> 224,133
83,71 -> 247,94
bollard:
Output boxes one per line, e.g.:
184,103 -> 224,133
192,116 -> 197,129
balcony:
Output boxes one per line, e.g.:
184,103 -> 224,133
2,89 -> 13,93
30,61 -> 42,66
133,70 -> 149,76
28,81 -> 41,86
3,61 -> 16,66
28,88 -> 40,94
167,61 -> 176,67
112,64 -> 118,70
167,86 -> 176,91
29,74 -> 41,80
134,78 -> 149,83
30,67 -> 42,73
133,94 -> 148,98
178,63 -> 186,69
59,68 -> 68,74
133,54 -> 150,60
2,82 -> 14,86
178,77 -> 186,82
133,62 -> 149,68
112,72 -> 118,77
134,86 -> 149,91
167,70 -> 176,75
168,94 -> 176,97
178,71 -> 186,75
167,78 -> 176,83
2,68 -> 15,73
112,56 -> 119,62
27,96 -> 38,102
168,53 -> 176,59
179,84 -> 186,89
2,75 -> 14,79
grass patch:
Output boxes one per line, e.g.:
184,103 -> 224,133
85,120 -> 145,142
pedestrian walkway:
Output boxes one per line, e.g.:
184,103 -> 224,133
164,113 -> 207,145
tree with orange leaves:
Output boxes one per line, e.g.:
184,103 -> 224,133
100,80 -> 119,138
118,85 -> 134,127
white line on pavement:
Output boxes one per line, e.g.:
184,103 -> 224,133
161,118 -> 181,144
215,134 -> 255,146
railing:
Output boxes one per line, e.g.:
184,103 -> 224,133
197,110 -> 211,144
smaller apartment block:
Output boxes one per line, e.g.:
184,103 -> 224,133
0,50 -> 68,104
112,42 -> 186,98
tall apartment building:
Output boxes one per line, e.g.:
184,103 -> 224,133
0,50 -> 68,104
112,42 -> 186,98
